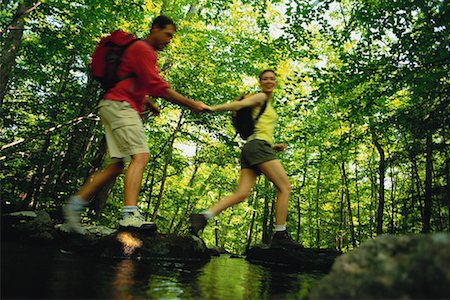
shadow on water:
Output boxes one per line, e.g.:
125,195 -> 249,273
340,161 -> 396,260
1,242 -> 324,299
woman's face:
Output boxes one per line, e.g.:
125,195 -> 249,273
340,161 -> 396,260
260,71 -> 276,93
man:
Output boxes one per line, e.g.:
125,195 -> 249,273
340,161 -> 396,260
63,15 -> 207,232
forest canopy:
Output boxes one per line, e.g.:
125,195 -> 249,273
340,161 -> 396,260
1,0 -> 449,254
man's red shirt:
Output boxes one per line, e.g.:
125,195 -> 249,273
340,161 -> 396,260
103,40 -> 170,114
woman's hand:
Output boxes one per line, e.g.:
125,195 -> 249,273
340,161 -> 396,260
273,143 -> 287,152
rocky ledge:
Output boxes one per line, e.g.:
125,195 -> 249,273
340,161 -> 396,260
1,210 -> 210,261
309,232 -> 450,299
245,244 -> 341,272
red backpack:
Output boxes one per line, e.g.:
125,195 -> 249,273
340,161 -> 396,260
90,30 -> 139,91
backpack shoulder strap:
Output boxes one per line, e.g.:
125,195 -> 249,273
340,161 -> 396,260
254,99 -> 268,122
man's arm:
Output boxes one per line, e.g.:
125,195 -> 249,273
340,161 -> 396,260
210,93 -> 267,112
162,88 -> 208,113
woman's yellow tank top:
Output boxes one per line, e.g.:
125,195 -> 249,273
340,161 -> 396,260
248,100 -> 278,145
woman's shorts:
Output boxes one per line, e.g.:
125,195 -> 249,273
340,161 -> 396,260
240,139 -> 277,173
98,100 -> 149,159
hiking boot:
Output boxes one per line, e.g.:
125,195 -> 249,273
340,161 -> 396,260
190,213 -> 207,236
62,203 -> 84,234
119,210 -> 157,231
271,230 -> 303,249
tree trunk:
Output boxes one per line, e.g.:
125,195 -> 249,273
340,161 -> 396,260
0,0 -> 41,106
355,160 -> 361,242
337,181 -> 344,252
315,168 -> 321,248
389,166 -> 397,233
262,177 -> 271,244
151,113 -> 184,221
214,190 -> 222,248
245,191 -> 257,252
412,159 -> 425,221
423,133 -> 433,232
374,138 -> 385,235
446,157 -> 450,232
341,161 -> 356,248
21,135 -> 51,209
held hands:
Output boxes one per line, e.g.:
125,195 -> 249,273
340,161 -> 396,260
273,143 -> 287,152
191,101 -> 212,114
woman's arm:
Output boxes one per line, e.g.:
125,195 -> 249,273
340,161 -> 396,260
210,93 -> 268,112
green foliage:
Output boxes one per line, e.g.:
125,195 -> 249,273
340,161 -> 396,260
1,0 -> 448,253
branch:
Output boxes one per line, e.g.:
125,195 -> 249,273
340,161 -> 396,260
0,113 -> 98,154
1,1 -> 42,34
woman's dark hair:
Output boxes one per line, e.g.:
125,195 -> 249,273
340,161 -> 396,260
151,15 -> 177,31
259,69 -> 276,80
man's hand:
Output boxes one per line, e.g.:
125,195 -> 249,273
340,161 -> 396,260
191,101 -> 211,113
145,96 -> 161,117
273,143 -> 287,152
148,105 -> 161,116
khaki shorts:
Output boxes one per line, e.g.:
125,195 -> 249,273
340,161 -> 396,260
98,100 -> 149,159
240,139 -> 277,174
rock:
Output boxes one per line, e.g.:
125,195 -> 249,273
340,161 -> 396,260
309,233 -> 450,299
2,210 -> 211,261
245,244 -> 341,272
61,229 -> 211,260
1,210 -> 56,242
55,223 -> 116,237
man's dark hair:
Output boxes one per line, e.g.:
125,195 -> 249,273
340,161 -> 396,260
151,15 -> 177,31
259,69 -> 276,80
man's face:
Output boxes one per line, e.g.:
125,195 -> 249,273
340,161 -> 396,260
152,24 -> 176,51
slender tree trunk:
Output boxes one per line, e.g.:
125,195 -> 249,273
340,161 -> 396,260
315,168 -> 321,248
245,191 -> 257,252
21,135 -> 51,209
423,133 -> 433,232
173,159 -> 201,232
412,159 -> 425,221
389,166 -> 397,233
262,177 -> 271,244
215,190 -> 222,248
295,153 -> 308,242
296,193 -> 302,242
373,138 -> 385,235
355,160 -> 361,242
341,161 -> 356,248
446,157 -> 450,232
151,113 -> 184,221
337,182 -> 344,252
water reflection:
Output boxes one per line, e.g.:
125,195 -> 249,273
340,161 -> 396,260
2,242 -> 323,299
112,260 -> 136,300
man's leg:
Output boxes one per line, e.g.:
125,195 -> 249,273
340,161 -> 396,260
119,152 -> 156,229
123,152 -> 150,206
77,160 -> 125,202
64,160 -> 124,232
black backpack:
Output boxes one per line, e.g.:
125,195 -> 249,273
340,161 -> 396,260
232,95 -> 267,140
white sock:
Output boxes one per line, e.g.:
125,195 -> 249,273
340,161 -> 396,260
201,210 -> 215,220
69,195 -> 87,211
275,224 -> 286,231
122,206 -> 137,218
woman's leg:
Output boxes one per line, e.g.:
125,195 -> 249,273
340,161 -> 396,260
257,159 -> 291,225
209,168 -> 258,215
190,168 -> 257,235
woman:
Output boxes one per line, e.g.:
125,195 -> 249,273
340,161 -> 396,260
191,69 -> 301,247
